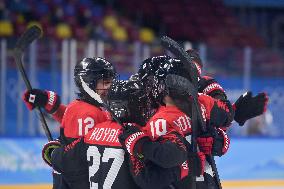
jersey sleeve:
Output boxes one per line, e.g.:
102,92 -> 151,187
211,98 -> 234,127
140,119 -> 188,168
198,76 -> 235,128
128,155 -> 182,189
140,131 -> 188,168
52,104 -> 66,124
51,138 -> 89,188
198,76 -> 227,100
198,94 -> 234,128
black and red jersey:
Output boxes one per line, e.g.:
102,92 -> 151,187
139,106 -> 190,184
198,93 -> 234,129
198,76 -> 235,130
84,121 -> 139,189
52,120 -> 139,189
143,106 -> 192,139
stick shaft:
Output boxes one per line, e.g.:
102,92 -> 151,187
14,55 -> 53,141
13,25 -> 53,141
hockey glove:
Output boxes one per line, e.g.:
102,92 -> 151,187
42,140 -> 61,167
212,128 -> 230,156
118,123 -> 149,157
233,91 -> 268,126
197,128 -> 230,157
22,89 -> 61,114
198,76 -> 226,99
197,135 -> 214,155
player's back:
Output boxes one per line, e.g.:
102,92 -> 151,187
144,106 -> 192,139
52,120 -> 140,189
61,100 -> 108,138
84,120 -> 140,189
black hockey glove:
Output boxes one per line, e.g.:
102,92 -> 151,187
22,89 -> 61,114
118,123 -> 149,157
233,91 -> 268,126
42,140 -> 61,167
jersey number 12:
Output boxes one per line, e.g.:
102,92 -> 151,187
78,117 -> 95,136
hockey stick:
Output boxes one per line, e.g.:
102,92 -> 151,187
161,36 -> 222,189
13,25 -> 53,141
161,36 -> 206,132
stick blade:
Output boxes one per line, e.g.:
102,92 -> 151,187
14,25 -> 42,52
161,36 -> 189,61
160,35 -> 199,88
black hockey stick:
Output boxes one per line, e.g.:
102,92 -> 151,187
161,36 -> 222,189
13,25 -> 53,141
161,36 -> 200,189
161,36 -> 206,132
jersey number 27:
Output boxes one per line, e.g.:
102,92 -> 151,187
87,146 -> 125,189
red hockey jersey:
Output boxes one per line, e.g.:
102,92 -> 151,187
61,100 -> 109,138
143,106 -> 192,140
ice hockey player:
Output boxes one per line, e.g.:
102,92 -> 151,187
23,57 -> 116,141
22,57 -> 116,189
121,55 -> 234,189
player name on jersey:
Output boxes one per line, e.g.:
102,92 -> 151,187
173,115 -> 192,133
85,124 -> 121,147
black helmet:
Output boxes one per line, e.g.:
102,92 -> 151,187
138,56 -> 164,83
138,55 -> 191,108
74,57 -> 116,103
108,80 -> 146,126
138,55 -> 191,81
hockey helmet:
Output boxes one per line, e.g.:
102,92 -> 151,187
74,57 -> 116,102
108,80 -> 146,126
138,55 -> 191,107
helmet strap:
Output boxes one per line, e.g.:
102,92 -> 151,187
80,76 -> 103,104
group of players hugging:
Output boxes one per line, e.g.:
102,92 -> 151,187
22,46 -> 268,189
